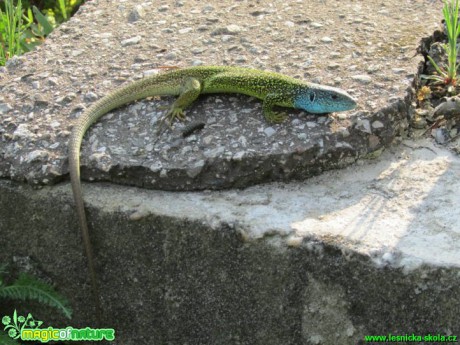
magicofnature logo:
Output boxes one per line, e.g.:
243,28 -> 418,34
2,310 -> 115,343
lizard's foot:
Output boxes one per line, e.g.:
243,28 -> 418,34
264,111 -> 288,124
156,106 -> 186,135
166,107 -> 186,122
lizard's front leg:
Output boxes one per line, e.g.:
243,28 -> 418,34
262,93 -> 290,123
160,77 -> 202,127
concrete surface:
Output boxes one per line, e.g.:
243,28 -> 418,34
2,139 -> 460,344
0,0 -> 441,189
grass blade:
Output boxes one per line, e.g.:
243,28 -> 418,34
427,55 -> 447,77
58,0 -> 68,20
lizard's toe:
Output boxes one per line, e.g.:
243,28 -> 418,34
267,111 -> 287,123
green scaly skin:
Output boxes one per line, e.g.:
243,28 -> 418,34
68,66 -> 357,318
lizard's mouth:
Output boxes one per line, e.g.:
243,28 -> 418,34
343,96 -> 358,110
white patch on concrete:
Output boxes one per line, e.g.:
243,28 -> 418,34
72,139 -> 460,271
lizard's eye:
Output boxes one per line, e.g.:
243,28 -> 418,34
309,92 -> 316,102
331,94 -> 338,100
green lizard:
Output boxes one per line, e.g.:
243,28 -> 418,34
68,65 -> 357,317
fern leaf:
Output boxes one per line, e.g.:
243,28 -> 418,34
0,274 -> 72,319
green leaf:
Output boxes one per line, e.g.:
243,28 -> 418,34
58,0 -> 68,20
26,7 -> 33,23
27,22 -> 42,37
32,6 -> 53,36
427,55 -> 448,77
0,273 -> 72,319
20,39 -> 41,53
421,74 -> 446,84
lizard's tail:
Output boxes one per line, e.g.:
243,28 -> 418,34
69,125 -> 102,322
68,76 -> 181,322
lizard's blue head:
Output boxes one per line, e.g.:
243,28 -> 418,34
294,84 -> 357,114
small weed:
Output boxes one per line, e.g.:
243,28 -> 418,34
417,85 -> 432,102
0,0 -> 26,65
0,0 -> 83,66
423,0 -> 460,93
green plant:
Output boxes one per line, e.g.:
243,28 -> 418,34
424,0 -> 460,91
0,0 -> 55,66
0,0 -> 26,65
0,264 -> 72,319
0,0 -> 85,65
41,0 -> 86,25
